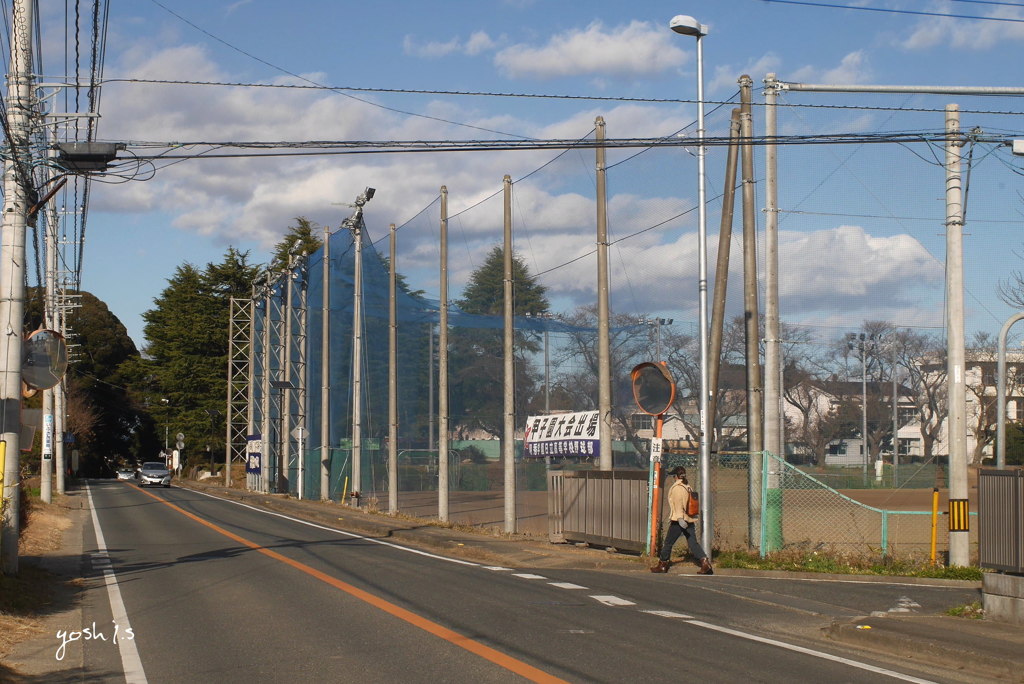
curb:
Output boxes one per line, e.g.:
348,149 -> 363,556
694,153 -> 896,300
828,615 -> 1024,682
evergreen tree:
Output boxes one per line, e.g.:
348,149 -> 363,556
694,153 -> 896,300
270,217 -> 323,269
448,246 -> 549,437
25,290 -> 145,475
139,249 -> 260,467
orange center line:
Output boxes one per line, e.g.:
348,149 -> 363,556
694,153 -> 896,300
133,486 -> 567,684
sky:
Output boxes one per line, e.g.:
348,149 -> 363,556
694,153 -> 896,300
19,0 -> 1024,350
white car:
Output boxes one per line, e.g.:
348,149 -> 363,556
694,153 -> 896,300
116,469 -> 134,481
138,461 -> 172,488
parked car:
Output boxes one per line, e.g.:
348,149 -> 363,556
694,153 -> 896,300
116,469 -> 134,481
138,461 -> 172,488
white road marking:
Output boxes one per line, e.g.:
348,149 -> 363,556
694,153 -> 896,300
548,582 -> 587,590
483,566 -> 512,572
512,573 -> 548,580
184,486 -> 482,566
684,619 -> 937,683
643,610 -> 693,619
86,483 -> 148,684
590,595 -> 636,607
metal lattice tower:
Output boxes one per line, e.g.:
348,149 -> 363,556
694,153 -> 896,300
226,296 -> 254,480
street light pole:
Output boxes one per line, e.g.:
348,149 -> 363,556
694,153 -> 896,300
670,14 -> 712,549
848,333 -> 875,484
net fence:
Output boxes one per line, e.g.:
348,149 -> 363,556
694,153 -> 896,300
238,81 -> 1015,544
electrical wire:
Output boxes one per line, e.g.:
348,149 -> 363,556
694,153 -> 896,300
101,77 -> 1024,116
762,0 -> 1024,23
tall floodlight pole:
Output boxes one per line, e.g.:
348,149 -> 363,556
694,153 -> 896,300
1,0 -> 34,575
321,224 -> 331,500
439,187 -> 450,522
944,105 -> 969,567
670,15 -> 712,548
502,175 -> 516,533
388,223 -> 398,513
345,188 -> 374,506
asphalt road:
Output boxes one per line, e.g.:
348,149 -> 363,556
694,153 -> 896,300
72,480 -> 981,683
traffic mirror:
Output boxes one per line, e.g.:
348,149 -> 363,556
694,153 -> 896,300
630,362 -> 676,416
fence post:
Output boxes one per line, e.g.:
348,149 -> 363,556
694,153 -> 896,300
760,451 -> 769,557
881,510 -> 889,557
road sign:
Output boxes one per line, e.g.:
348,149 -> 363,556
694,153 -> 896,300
176,440 -> 185,450
176,432 -> 185,442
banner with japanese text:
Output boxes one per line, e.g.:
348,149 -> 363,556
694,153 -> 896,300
523,410 -> 600,460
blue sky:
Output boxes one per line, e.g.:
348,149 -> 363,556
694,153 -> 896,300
27,0 -> 1024,348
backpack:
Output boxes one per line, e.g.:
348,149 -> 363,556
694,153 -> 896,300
686,487 -> 700,517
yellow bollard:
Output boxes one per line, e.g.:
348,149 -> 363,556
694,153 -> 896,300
929,487 -> 939,566
341,476 -> 349,505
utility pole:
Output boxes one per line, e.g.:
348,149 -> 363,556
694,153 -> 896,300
945,104 -> 969,567
708,109 -> 741,443
891,332 -> 900,487
763,74 -> 783,461
1,0 -> 35,575
740,77 -> 764,550
596,117 -> 612,471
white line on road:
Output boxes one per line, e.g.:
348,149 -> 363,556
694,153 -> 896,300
86,483 -> 148,684
512,573 -> 548,580
642,610 -> 693,619
683,619 -> 937,683
590,595 -> 636,607
184,486 -> 482,566
548,582 -> 588,590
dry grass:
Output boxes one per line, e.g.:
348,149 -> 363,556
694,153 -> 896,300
0,495 -> 73,662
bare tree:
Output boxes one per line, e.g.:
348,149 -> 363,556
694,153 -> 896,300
554,305 -> 663,465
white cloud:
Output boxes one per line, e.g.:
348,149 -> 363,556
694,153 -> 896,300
709,54 -> 782,94
494,20 -> 687,80
403,35 -> 462,58
778,225 -> 942,315
901,5 -> 1024,50
465,31 -> 497,56
820,51 -> 870,84
789,50 -> 872,85
403,31 -> 497,58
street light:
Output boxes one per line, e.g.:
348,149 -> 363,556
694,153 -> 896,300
669,14 -> 711,547
640,317 -> 674,362
848,333 -> 877,484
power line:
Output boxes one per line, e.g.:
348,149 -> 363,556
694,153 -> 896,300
112,132 -> 1014,162
102,78 -> 1024,117
762,0 -> 1024,23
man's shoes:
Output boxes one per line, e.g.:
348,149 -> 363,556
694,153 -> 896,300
698,558 -> 714,575
649,560 -> 670,573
